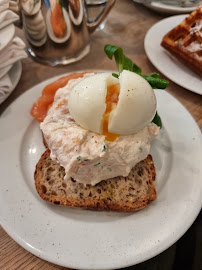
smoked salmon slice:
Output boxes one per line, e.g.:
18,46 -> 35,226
30,72 -> 85,122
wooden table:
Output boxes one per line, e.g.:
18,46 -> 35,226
0,0 -> 201,269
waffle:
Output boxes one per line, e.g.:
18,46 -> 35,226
161,5 -> 202,77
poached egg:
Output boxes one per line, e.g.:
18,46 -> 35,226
68,70 -> 157,141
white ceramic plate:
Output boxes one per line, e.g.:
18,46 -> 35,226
140,1 -> 198,14
0,61 -> 22,104
0,23 -> 15,53
143,3 -> 197,15
144,15 -> 202,95
0,73 -> 201,269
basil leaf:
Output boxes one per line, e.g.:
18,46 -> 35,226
152,111 -> 162,128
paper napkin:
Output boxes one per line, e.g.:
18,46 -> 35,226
0,72 -> 13,104
0,0 -> 9,13
0,37 -> 27,69
0,7 -> 19,29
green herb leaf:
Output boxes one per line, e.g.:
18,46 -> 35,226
104,45 -> 124,73
123,55 -> 142,74
77,156 -> 81,161
102,145 -> 107,152
104,45 -> 141,74
104,44 -> 168,89
104,44 -> 119,60
152,111 -> 162,128
141,74 -> 168,89
112,73 -> 119,78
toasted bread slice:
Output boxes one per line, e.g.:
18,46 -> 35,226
161,5 -> 202,77
34,150 -> 157,211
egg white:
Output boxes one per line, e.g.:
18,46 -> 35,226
68,70 -> 157,136
68,73 -> 118,134
108,70 -> 157,135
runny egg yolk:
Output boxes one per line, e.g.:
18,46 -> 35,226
102,83 -> 120,142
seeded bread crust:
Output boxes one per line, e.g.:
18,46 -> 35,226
34,150 -> 157,211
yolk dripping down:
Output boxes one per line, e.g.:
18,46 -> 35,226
102,83 -> 120,142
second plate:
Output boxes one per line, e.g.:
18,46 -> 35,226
144,15 -> 202,95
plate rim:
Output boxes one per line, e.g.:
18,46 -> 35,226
144,1 -> 198,13
0,71 -> 202,269
144,14 -> 202,95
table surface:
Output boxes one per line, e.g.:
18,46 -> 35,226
0,0 -> 201,269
